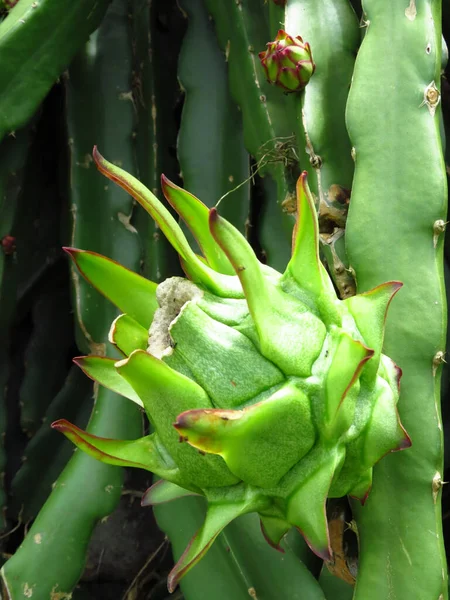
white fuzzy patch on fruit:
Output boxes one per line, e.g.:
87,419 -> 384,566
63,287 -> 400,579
148,277 -> 203,358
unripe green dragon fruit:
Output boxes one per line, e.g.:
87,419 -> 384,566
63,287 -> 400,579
53,148 -> 410,592
259,29 -> 315,92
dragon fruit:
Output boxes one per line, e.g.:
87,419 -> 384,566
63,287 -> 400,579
53,147 -> 410,592
259,29 -> 315,92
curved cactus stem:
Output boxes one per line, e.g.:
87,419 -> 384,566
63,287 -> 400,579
73,355 -> 143,407
344,281 -> 403,379
161,175 -> 234,275
108,313 -> 148,356
142,479 -> 200,507
51,419 -> 179,480
174,381 -> 315,488
167,486 -> 269,592
93,147 -> 243,298
64,248 -> 158,329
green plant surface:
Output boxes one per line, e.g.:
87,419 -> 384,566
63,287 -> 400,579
284,0 -> 359,298
204,0 -> 297,270
154,497 -> 326,600
9,367 -> 92,521
55,148 -> 409,592
177,0 -> 250,236
130,0 -> 182,284
0,127 -> 34,532
17,270 -> 73,437
0,0 -> 110,142
345,1 -> 447,598
0,2 -> 143,596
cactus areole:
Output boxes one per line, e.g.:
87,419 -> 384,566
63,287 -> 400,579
53,147 -> 410,592
259,29 -> 315,92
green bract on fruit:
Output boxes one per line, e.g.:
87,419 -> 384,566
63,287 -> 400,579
53,148 -> 410,592
259,29 -> 315,92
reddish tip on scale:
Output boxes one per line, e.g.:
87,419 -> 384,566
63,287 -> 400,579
208,208 -> 219,228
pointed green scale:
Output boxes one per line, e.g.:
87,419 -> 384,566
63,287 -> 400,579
360,379 -> 411,467
142,479 -> 200,507
64,248 -> 158,329
51,419 -> 182,483
286,173 -> 324,300
209,208 -> 326,376
167,486 -> 270,593
174,381 -> 315,488
344,281 -> 402,381
73,356 -> 143,407
322,333 -> 374,437
108,314 -> 149,356
169,301 -> 284,408
93,147 -> 242,299
161,175 -> 234,275
116,349 -> 238,488
259,514 -> 291,551
348,469 -> 373,504
286,447 -> 344,561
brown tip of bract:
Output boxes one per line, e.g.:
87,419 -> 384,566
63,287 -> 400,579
62,246 -> 79,256
92,145 -> 101,164
209,207 -> 219,224
51,418 -> 70,432
72,356 -> 85,368
160,174 -> 174,197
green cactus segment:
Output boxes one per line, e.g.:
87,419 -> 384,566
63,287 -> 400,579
142,479 -> 200,507
177,0 -> 250,244
72,356 -> 143,407
204,0 -> 297,256
344,1 -> 447,598
108,314 -> 148,356
0,3 -> 144,597
0,128 -> 34,530
56,153 -> 411,587
174,382 -> 315,488
283,0 -> 359,298
161,176 -> 234,275
64,248 -> 158,328
94,148 -> 243,299
284,0 -> 359,196
0,0 -> 110,141
129,0 -> 182,285
167,487 -> 269,593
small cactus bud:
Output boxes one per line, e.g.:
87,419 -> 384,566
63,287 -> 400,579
259,29 -> 315,93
